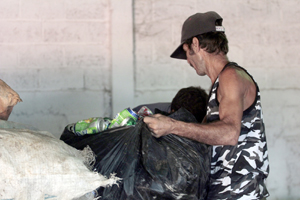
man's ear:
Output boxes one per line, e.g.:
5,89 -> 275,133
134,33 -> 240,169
191,37 -> 199,52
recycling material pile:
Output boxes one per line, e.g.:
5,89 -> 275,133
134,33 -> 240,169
61,107 -> 211,200
0,128 -> 120,200
66,106 -> 152,136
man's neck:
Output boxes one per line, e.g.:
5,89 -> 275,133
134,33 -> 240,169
204,53 -> 229,84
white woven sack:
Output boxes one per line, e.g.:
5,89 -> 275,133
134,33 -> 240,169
0,128 -> 120,200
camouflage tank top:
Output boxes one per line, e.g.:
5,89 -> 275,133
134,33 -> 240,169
206,62 -> 269,200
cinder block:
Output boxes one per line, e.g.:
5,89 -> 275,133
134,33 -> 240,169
0,0 -> 19,19
260,23 -> 298,47
225,19 -> 249,46
84,67 -> 111,91
242,44 -> 284,68
262,105 -> 283,146
18,44 -> 64,69
278,0 -> 300,24
0,21 -> 42,43
64,44 -> 109,68
38,68 -> 84,90
134,0 -> 152,25
135,41 -> 153,65
280,44 -> 300,67
260,89 -> 300,109
234,1 -> 281,23
135,22 -> 157,43
153,41 -> 174,64
278,107 -> 300,137
0,69 -> 39,91
0,45 -> 19,68
266,134 -> 300,198
152,1 -> 175,22
227,45 -> 244,66
20,0 -> 66,19
283,136 -> 300,197
65,0 -> 109,19
243,22 -> 270,45
266,137 -> 290,198
268,68 -> 299,89
136,63 -> 185,90
43,21 -> 108,43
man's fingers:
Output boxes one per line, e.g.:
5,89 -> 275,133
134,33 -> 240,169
144,114 -> 161,121
143,116 -> 158,136
143,116 -> 155,130
143,114 -> 166,138
143,116 -> 154,124
152,114 -> 162,118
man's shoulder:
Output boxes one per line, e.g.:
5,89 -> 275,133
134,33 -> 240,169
219,63 -> 250,84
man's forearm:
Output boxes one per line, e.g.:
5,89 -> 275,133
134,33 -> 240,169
170,119 -> 239,146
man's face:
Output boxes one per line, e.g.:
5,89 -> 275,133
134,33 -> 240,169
183,43 -> 195,67
183,43 -> 206,76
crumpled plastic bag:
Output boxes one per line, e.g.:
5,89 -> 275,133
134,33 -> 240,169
61,108 -> 211,200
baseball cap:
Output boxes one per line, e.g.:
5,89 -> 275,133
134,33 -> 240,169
170,11 -> 225,59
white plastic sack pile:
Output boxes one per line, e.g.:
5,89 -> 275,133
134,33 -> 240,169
0,128 -> 120,200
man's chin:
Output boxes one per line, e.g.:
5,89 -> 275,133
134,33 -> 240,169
196,71 -> 206,76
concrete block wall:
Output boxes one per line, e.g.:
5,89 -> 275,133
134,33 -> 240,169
0,0 -> 299,199
0,0 -> 111,137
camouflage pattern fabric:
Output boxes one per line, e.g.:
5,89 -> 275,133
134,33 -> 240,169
206,62 -> 269,200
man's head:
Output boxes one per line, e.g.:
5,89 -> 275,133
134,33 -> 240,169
0,79 -> 22,120
170,86 -> 208,122
171,11 -> 228,59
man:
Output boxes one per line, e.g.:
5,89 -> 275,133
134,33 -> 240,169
133,86 -> 208,122
144,11 -> 269,200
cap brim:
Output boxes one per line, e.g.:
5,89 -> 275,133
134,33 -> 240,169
170,42 -> 187,60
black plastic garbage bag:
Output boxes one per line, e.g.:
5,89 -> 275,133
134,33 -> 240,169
60,108 -> 211,200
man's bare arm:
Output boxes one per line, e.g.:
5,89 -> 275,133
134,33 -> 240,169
144,113 -> 239,146
144,67 -> 249,146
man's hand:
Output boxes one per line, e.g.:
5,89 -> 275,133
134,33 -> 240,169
143,114 -> 174,138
